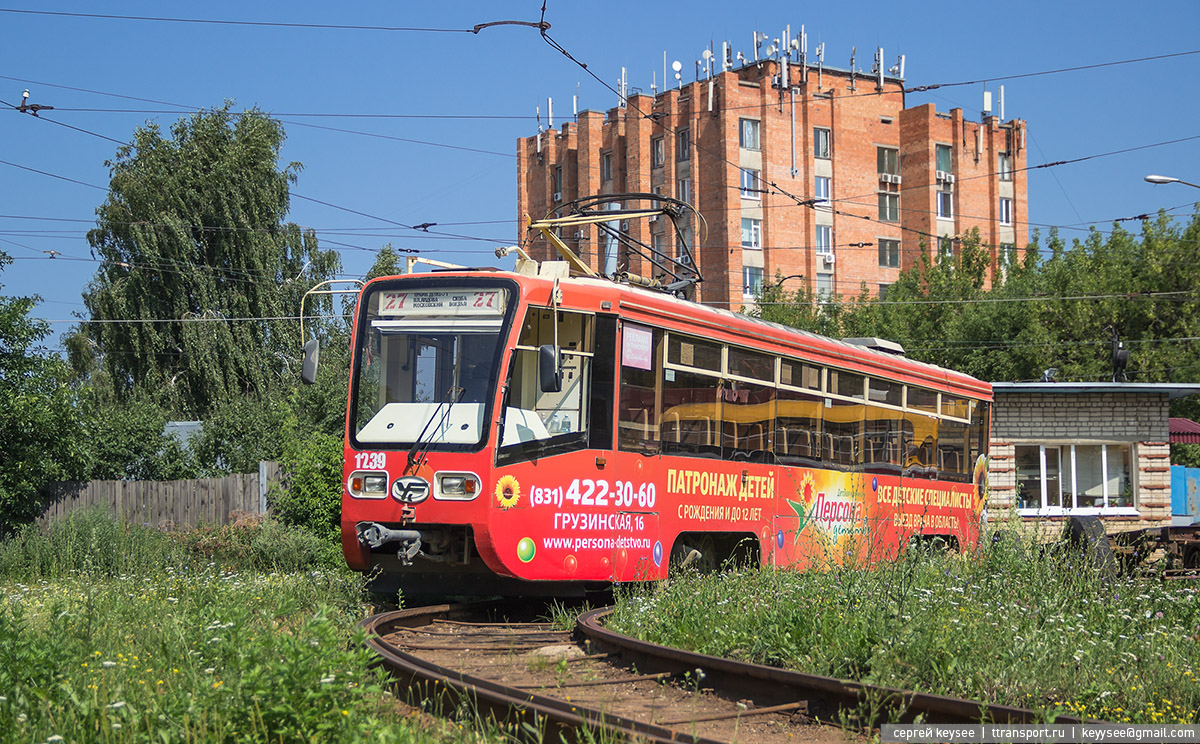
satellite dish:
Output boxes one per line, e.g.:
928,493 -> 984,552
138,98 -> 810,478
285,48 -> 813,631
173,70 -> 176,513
766,45 -> 777,56
701,49 -> 713,60
672,60 -> 682,72
790,39 -> 800,50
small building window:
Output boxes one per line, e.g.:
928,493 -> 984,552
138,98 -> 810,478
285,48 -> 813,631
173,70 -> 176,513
1016,443 -> 1134,512
651,137 -> 665,168
676,177 -> 692,205
813,127 -> 831,159
816,225 -> 833,256
740,169 -> 761,199
816,272 -> 834,299
814,176 -> 831,204
601,152 -> 612,182
878,238 -> 900,268
738,118 -> 761,150
742,266 -> 763,297
878,193 -> 899,222
998,152 -> 1012,181
741,218 -> 762,249
877,146 -> 899,176
937,190 -> 954,219
936,144 -> 952,173
676,129 -> 690,161
999,197 -> 1013,225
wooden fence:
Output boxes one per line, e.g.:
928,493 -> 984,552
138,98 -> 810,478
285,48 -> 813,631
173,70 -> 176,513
39,462 -> 284,529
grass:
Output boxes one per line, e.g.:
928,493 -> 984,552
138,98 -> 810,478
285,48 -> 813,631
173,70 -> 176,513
607,521 -> 1200,725
0,509 -> 516,743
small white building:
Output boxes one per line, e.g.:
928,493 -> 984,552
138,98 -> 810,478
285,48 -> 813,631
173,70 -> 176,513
988,382 -> 1200,534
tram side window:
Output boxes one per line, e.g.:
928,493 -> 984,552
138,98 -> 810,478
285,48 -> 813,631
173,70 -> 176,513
721,380 -> 775,461
661,369 -> 722,458
498,309 -> 593,462
904,412 -> 938,479
862,405 -> 904,472
775,387 -> 823,464
825,398 -> 864,469
618,324 -> 661,454
938,418 -> 969,482
781,359 -> 822,391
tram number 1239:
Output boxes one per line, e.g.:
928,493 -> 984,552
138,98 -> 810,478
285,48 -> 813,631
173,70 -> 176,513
530,479 -> 658,510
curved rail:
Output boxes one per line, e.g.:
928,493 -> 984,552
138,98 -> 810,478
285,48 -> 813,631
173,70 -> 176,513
363,603 -> 1081,743
577,607 -> 1080,725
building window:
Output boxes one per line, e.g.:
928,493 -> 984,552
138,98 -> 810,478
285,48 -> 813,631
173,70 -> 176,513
651,137 -> 665,168
1016,443 -> 1134,512
878,238 -> 900,268
938,237 -> 955,260
878,283 -> 891,300
678,225 -> 693,263
999,197 -> 1013,225
552,166 -> 563,200
652,231 -> 665,257
813,127 -> 831,159
878,193 -> 899,222
936,144 -> 952,174
1000,242 -> 1017,264
937,190 -> 954,219
740,169 -> 761,199
816,272 -> 833,298
741,218 -> 762,249
676,177 -> 691,205
738,118 -> 760,150
877,146 -> 899,176
676,129 -> 690,161
814,176 -> 831,204
816,225 -> 833,256
601,152 -> 612,182
743,266 -> 763,297
998,152 -> 1012,181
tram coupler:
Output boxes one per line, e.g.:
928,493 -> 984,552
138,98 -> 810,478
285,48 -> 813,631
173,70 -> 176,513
356,522 -> 420,550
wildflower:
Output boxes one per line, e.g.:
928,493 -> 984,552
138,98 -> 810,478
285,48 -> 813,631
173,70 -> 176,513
102,661 -> 116,668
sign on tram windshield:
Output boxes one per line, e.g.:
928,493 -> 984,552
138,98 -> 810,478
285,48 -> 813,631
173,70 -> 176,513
377,288 -> 506,317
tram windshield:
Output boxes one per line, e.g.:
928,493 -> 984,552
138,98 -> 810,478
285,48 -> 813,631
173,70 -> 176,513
351,283 -> 511,448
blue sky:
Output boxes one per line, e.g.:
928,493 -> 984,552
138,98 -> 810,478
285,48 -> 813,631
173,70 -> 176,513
2,1 -> 1199,348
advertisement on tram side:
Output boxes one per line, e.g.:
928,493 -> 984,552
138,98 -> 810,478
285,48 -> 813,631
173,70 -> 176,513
482,453 -> 986,582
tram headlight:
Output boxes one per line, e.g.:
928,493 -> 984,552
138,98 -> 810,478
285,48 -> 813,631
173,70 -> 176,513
347,471 -> 389,499
435,472 -> 480,500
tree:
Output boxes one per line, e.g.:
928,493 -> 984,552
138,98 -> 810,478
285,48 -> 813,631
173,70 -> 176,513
74,105 -> 340,418
0,251 -> 84,533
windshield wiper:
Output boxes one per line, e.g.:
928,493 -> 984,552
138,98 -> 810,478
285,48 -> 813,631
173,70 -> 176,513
407,385 -> 464,473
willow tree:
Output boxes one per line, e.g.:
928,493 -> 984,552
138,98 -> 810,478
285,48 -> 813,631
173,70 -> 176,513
77,105 -> 339,417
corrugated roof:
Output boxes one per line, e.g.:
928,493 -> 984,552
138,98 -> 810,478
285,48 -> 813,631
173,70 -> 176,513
1171,417 -> 1200,444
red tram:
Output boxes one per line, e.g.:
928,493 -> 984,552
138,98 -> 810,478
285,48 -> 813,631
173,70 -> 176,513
317,268 -> 991,595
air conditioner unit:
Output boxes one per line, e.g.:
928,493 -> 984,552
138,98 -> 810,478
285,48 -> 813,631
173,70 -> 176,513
620,220 -> 629,231
935,170 -> 949,182
822,252 -> 836,265
879,173 -> 890,184
552,191 -> 562,202
892,174 -> 902,184
678,253 -> 693,266
648,214 -> 660,223
944,174 -> 955,184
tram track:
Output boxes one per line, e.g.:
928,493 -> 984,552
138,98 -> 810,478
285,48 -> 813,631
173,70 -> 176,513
363,601 -> 1081,743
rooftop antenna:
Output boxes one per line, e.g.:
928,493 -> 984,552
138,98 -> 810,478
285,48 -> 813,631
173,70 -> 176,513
618,67 -> 628,108
849,46 -> 857,91
547,97 -> 553,129
816,42 -> 825,89
798,25 -> 807,82
536,104 -> 542,133
753,31 -> 767,62
888,54 -> 905,79
722,41 -> 732,72
875,47 -> 884,91
573,83 -> 579,117
672,60 -> 683,90
701,48 -> 713,78
999,84 -> 1006,121
695,59 -> 702,83
663,51 -> 667,95
736,51 -> 747,67
783,25 -> 791,61
650,71 -> 657,96
982,89 -> 993,120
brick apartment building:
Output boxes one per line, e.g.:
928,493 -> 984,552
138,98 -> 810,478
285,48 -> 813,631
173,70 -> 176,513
517,57 -> 1028,310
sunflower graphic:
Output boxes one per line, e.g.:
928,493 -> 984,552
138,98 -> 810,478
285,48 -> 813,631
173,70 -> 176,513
495,475 -> 521,509
785,471 -> 819,538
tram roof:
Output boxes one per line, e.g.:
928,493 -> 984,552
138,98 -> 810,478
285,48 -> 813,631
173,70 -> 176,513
381,269 -> 992,400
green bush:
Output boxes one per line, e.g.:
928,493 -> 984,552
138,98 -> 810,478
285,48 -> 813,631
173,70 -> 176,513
269,428 -> 344,540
